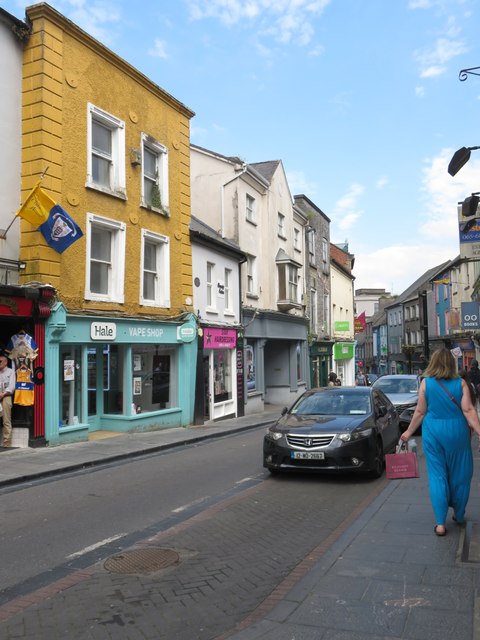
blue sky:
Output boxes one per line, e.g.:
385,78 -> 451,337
4,0 -> 480,295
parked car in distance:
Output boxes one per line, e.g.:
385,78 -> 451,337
371,374 -> 421,434
366,373 -> 378,385
263,386 -> 399,478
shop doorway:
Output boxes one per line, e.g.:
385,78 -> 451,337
0,318 -> 36,433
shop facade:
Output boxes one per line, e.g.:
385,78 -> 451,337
0,284 -> 55,445
45,303 -> 197,445
195,324 -> 243,423
309,340 -> 334,388
243,309 -> 309,413
333,341 -> 355,386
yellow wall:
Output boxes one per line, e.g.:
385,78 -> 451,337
20,4 -> 194,318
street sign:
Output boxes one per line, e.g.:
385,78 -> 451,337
461,301 -> 480,330
458,204 -> 480,259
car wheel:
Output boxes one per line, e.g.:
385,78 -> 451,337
369,438 -> 384,479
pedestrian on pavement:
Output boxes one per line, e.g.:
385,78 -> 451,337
328,371 -> 337,386
459,368 -> 477,407
401,348 -> 480,536
468,360 -> 480,393
0,353 -> 15,448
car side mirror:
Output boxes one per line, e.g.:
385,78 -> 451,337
281,406 -> 288,416
377,405 -> 387,417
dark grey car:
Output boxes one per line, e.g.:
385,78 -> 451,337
263,386 -> 399,478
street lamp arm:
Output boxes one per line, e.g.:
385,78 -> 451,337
459,66 -> 480,81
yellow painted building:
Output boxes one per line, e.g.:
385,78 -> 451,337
20,3 -> 194,318
15,3 -> 199,444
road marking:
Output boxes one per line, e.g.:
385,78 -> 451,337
172,496 -> 210,513
66,534 -> 127,559
235,477 -> 252,485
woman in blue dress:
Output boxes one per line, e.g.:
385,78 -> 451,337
401,349 -> 480,536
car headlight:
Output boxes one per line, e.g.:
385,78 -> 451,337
265,429 -> 283,441
338,428 -> 373,442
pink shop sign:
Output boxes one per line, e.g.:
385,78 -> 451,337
204,328 -> 237,349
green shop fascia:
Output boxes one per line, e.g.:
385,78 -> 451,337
44,302 -> 197,445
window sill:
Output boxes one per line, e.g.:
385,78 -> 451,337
246,293 -> 259,300
85,293 -> 125,304
86,182 -> 127,200
205,307 -> 219,315
278,233 -> 287,240
246,218 -> 257,227
140,202 -> 170,217
224,310 -> 236,317
140,300 -> 170,308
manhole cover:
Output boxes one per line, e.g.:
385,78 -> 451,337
104,547 -> 179,574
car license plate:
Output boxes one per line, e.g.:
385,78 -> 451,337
291,451 -> 325,460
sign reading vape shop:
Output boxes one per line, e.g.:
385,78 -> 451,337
204,328 -> 237,349
91,322 -> 117,340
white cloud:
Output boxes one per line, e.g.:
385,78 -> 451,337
148,39 -> 168,58
353,244 -> 453,295
186,0 -> 331,47
55,0 -> 122,44
332,183 -> 364,231
286,170 -> 318,196
414,29 -> 468,79
353,148 -> 480,292
418,148 -> 480,241
376,176 -> 389,189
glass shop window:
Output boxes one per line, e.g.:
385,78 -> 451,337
60,345 -> 82,427
132,345 -> 175,412
213,349 -> 232,403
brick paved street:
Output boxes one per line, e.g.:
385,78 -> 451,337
0,473 -> 385,640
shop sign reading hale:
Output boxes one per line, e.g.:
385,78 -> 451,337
91,322 -> 117,340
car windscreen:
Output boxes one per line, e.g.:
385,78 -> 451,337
291,392 -> 371,416
374,378 -> 418,394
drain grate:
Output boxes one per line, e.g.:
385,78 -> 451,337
104,547 -> 179,575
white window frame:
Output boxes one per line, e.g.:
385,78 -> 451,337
140,229 -> 170,307
141,133 -> 169,214
85,213 -> 126,303
246,194 -> 255,223
310,287 -> 317,333
308,229 -> 316,265
322,237 -> 328,263
246,255 -> 256,296
86,103 -> 125,196
206,261 -> 216,310
278,212 -> 286,238
293,227 -> 300,251
224,267 -> 233,313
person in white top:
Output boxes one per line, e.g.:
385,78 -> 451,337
0,354 -> 15,447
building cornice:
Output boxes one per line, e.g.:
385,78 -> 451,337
26,3 -> 195,119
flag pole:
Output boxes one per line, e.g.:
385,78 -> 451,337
0,166 -> 50,239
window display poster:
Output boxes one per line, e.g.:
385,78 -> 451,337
133,354 -> 142,371
133,377 -> 142,396
64,359 -> 75,381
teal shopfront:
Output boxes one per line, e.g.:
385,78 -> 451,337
44,303 -> 197,445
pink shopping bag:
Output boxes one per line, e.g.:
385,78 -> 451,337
385,442 -> 419,479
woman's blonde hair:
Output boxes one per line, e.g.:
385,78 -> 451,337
422,348 -> 458,380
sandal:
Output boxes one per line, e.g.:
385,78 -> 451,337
434,525 -> 447,536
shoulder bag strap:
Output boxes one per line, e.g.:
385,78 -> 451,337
435,379 -> 462,412
435,379 -> 472,433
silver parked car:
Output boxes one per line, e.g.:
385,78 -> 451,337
371,374 -> 421,433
